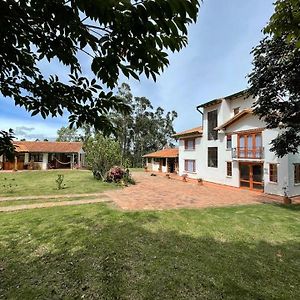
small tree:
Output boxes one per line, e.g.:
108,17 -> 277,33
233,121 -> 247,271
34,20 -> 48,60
85,134 -> 122,181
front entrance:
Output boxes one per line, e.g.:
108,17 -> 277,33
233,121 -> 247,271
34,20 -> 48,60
239,163 -> 264,191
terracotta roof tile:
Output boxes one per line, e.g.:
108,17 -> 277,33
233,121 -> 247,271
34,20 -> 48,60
13,141 -> 83,153
143,148 -> 179,158
173,126 -> 203,138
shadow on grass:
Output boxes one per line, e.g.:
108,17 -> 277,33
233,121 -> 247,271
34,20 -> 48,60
264,202 -> 300,211
0,210 -> 299,300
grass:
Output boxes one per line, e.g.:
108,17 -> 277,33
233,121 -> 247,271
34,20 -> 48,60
0,170 -> 118,197
0,203 -> 299,299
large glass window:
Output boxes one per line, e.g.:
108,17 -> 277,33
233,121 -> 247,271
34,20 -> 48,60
208,147 -> 218,168
207,110 -> 218,140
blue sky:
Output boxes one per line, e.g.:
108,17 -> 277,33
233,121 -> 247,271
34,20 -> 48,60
0,0 -> 275,140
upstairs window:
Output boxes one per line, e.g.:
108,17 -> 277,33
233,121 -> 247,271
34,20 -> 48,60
184,160 -> 196,173
207,110 -> 218,140
184,139 -> 195,150
269,164 -> 278,183
208,147 -> 218,168
233,107 -> 240,115
226,135 -> 232,149
294,164 -> 300,184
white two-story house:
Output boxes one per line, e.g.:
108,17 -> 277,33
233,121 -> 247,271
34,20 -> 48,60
174,90 -> 300,197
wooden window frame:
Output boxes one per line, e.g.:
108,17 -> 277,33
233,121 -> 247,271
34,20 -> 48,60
184,138 -> 196,151
184,159 -> 196,173
237,132 -> 262,159
207,110 -> 218,140
227,162 -> 232,177
208,147 -> 218,168
269,163 -> 278,183
294,164 -> 300,184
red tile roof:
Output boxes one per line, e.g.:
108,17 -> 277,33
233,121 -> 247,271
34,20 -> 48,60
173,126 -> 203,138
13,141 -> 83,153
143,148 -> 179,158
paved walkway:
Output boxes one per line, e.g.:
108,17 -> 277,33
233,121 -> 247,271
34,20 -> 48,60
106,172 -> 292,211
0,198 -> 111,212
0,172 -> 299,212
0,192 -> 106,202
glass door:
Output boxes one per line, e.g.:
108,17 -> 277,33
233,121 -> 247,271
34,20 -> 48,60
240,163 -> 250,188
239,163 -> 264,191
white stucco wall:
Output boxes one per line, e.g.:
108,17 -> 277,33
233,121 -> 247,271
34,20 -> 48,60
179,136 -> 202,179
177,94 -> 300,196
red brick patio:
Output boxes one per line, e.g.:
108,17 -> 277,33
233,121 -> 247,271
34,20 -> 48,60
106,172 -> 298,211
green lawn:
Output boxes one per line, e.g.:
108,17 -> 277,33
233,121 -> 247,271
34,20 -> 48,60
0,170 -> 118,197
0,203 -> 299,299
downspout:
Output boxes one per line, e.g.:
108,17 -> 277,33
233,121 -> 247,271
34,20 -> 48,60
196,105 -> 204,127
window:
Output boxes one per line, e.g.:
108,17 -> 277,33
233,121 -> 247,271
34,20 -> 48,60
184,139 -> 195,150
208,147 -> 218,168
227,162 -> 232,177
294,164 -> 300,184
269,164 -> 278,183
154,158 -> 160,163
207,110 -> 218,140
226,135 -> 232,149
147,158 -> 151,163
184,160 -> 196,173
233,107 -> 240,115
162,158 -> 166,167
29,153 -> 43,162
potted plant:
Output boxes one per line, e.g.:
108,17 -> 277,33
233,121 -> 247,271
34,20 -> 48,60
182,174 -> 188,182
197,178 -> 203,185
282,186 -> 292,204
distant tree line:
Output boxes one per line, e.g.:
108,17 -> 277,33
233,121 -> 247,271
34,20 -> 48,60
56,83 -> 178,168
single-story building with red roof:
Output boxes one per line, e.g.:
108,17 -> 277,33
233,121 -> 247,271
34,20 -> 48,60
0,141 -> 85,170
143,148 -> 179,173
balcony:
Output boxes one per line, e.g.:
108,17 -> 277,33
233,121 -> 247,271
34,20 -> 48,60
232,147 -> 264,160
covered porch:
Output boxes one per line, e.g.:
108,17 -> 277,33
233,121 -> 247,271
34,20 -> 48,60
143,148 -> 179,174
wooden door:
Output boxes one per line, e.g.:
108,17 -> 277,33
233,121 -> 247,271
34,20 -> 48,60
239,163 -> 263,191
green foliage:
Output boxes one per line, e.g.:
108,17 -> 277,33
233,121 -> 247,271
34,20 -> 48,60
0,129 -> 15,161
111,83 -> 178,167
85,134 -> 122,181
249,1 -> 300,156
264,0 -> 300,47
56,127 -> 80,142
2,177 -> 18,194
0,0 -> 199,132
55,174 -> 66,190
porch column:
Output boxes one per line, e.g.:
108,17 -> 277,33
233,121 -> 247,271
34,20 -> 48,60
72,154 -> 75,169
166,157 -> 168,173
78,152 -> 81,168
14,156 -> 18,171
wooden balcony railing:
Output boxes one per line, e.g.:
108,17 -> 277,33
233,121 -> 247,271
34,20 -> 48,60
232,147 -> 264,159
